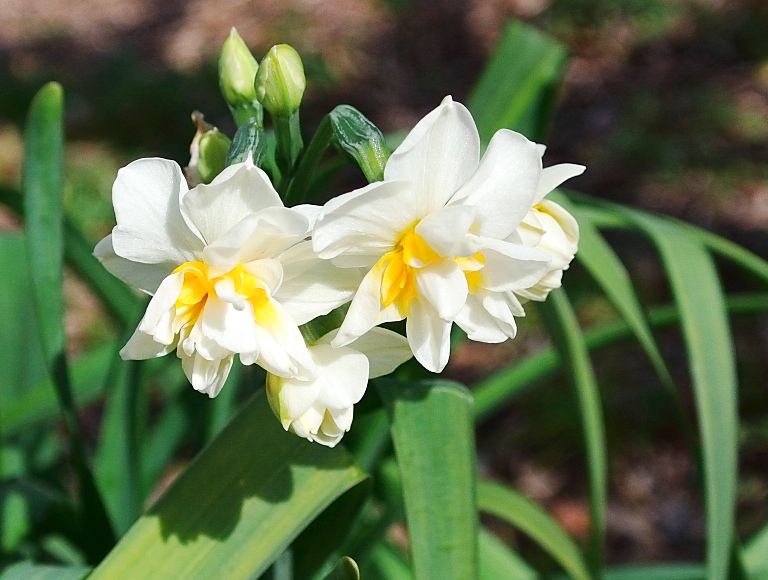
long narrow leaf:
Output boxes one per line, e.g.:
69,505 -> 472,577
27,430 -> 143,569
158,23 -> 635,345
468,20 -> 567,142
0,233 -> 47,405
601,564 -> 706,580
537,290 -> 606,570
94,356 -> 144,535
90,390 -> 367,580
473,292 -> 768,421
477,479 -> 590,580
568,195 -> 768,287
621,211 -> 738,580
551,192 -> 676,396
22,82 -> 115,560
0,562 -> 90,580
377,380 -> 477,580
479,528 -> 537,580
744,523 -> 768,579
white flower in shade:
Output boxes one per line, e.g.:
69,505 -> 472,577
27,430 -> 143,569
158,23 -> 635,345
95,158 -> 359,397
312,96 -> 584,373
266,328 -> 412,447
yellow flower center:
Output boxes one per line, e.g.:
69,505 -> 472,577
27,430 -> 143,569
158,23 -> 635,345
374,225 -> 486,314
172,261 -> 277,331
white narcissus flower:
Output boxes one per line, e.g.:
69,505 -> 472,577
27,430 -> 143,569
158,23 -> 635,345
95,158 -> 359,397
312,96 -> 584,373
266,328 -> 412,447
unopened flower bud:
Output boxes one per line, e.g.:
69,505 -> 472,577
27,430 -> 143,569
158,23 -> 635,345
197,128 -> 231,184
255,44 -> 306,117
218,28 -> 260,110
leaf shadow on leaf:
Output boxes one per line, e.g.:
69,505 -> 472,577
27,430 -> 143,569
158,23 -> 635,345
146,390 -> 360,545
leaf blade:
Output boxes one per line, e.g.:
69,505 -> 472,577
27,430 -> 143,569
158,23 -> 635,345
90,390 -> 367,580
377,380 -> 478,580
477,479 -> 590,580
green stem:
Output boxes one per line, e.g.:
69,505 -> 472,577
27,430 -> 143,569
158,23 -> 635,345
274,111 -> 304,192
283,115 -> 333,205
230,101 -> 263,128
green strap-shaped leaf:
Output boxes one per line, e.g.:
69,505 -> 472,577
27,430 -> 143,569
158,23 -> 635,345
377,380 -> 477,580
23,82 -> 66,364
473,292 -> 768,422
94,355 -> 144,536
479,528 -> 537,580
601,563 -> 706,580
744,523 -> 768,579
90,389 -> 367,580
566,194 -> 768,287
468,20 -> 567,142
0,185 -> 141,328
368,542 -> 414,580
0,233 -> 47,405
0,562 -> 90,580
551,192 -> 677,398
537,290 -> 606,570
477,479 -> 590,580
22,82 -> 116,560
619,211 -> 738,580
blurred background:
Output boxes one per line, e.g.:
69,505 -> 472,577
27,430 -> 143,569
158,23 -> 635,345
1,0 -> 767,567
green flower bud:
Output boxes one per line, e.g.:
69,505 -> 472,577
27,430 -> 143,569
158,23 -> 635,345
197,128 -> 231,184
219,28 -> 259,109
255,44 -> 306,117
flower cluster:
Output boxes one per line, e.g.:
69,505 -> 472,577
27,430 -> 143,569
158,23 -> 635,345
96,96 -> 583,447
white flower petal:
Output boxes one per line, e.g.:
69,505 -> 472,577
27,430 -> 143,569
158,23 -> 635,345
120,326 -> 175,359
111,158 -> 203,264
276,242 -> 361,325
321,327 -> 412,379
135,271 -> 184,343
266,373 -> 323,429
385,96 -> 480,214
534,163 -> 585,204
290,204 -> 322,230
94,234 -> 172,295
450,129 -> 542,239
454,294 -> 514,343
477,237 -> 551,292
202,207 -> 308,275
415,259 -> 468,321
243,258 -> 284,295
311,344 -> 369,409
181,160 -> 283,245
250,299 -> 315,379
179,350 -> 234,398
333,265 -> 386,346
200,295 -> 259,354
415,205 -> 477,258
406,298 -> 451,373
313,180 -> 419,260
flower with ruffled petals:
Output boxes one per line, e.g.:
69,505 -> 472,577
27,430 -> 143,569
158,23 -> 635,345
266,328 -> 412,447
312,96 -> 584,372
95,158 -> 359,396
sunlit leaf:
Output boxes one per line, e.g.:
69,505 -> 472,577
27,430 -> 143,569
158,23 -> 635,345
618,210 -> 738,580
479,528 -> 537,580
537,290 -> 606,569
744,523 -> 768,579
90,390 -> 367,580
0,562 -> 90,580
22,82 -> 115,560
468,20 -> 567,142
477,479 -> 590,580
377,380 -> 477,580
